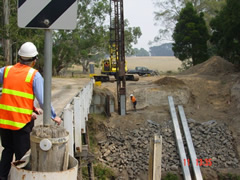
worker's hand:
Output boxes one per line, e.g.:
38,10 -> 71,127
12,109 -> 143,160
34,108 -> 43,115
31,112 -> 38,120
52,116 -> 62,125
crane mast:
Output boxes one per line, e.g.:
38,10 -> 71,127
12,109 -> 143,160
110,0 -> 126,115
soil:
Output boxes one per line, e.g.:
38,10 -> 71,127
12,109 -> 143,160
95,56 -> 240,179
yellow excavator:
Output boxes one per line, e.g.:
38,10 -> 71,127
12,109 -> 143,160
93,44 -> 139,82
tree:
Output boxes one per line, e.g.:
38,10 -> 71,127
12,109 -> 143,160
0,0 -> 45,67
2,0 -> 11,64
152,0 -> 225,43
172,2 -> 209,65
124,20 -> 142,55
210,0 -> 240,64
150,43 -> 174,56
46,0 -> 110,75
133,48 -> 149,56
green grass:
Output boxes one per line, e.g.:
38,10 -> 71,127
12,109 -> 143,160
162,172 -> 179,180
94,164 -> 115,180
82,163 -> 115,180
87,113 -> 108,151
218,173 -> 240,180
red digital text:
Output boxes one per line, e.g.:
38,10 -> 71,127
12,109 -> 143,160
184,158 -> 212,167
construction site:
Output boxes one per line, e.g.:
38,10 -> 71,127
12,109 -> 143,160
89,55 -> 240,179
1,0 -> 240,179
6,55 -> 237,180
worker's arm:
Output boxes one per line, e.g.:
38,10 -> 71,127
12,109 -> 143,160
33,72 -> 61,125
0,67 -> 5,84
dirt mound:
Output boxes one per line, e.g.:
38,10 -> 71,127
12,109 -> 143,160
182,56 -> 235,76
154,77 -> 186,87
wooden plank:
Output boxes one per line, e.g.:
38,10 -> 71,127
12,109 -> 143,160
168,96 -> 192,180
148,139 -> 154,180
64,106 -> 74,156
153,135 -> 162,180
178,105 -> 203,180
74,97 -> 82,153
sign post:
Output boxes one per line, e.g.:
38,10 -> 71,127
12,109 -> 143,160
18,0 -> 77,124
43,30 -> 52,125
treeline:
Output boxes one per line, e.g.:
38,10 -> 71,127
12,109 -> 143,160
132,43 -> 174,57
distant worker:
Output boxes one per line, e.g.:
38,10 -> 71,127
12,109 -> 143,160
104,61 -> 110,71
0,42 -> 62,179
130,94 -> 137,111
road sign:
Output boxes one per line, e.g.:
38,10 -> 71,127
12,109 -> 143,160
18,0 -> 77,29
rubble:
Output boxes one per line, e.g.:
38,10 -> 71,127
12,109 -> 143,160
97,119 -> 239,179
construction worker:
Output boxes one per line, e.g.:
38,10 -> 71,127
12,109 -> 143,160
0,42 -> 61,179
130,94 -> 137,111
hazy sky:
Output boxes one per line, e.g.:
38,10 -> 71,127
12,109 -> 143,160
124,0 -> 159,51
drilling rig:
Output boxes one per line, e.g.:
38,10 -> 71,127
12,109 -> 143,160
112,0 -> 126,115
93,0 -> 138,115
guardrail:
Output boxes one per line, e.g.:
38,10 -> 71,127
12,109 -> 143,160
63,79 -> 94,156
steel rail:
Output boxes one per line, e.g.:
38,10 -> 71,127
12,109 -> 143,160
168,96 -> 192,180
178,105 -> 203,180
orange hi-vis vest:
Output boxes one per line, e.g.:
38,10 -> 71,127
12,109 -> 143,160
0,63 -> 37,130
131,96 -> 136,103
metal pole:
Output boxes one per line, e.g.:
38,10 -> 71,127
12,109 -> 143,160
43,29 -> 53,125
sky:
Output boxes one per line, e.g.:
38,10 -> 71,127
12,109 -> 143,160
124,0 -> 159,51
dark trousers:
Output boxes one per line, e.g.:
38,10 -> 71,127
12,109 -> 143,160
133,101 -> 137,110
0,121 -> 34,178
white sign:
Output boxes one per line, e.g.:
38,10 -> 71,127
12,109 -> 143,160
18,0 -> 77,29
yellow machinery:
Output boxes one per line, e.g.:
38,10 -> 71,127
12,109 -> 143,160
93,45 -> 139,82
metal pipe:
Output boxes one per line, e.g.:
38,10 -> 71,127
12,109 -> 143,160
43,30 -> 53,125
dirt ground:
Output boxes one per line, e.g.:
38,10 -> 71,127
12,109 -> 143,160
97,56 -> 240,179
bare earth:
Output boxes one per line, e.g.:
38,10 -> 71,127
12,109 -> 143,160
96,56 -> 240,179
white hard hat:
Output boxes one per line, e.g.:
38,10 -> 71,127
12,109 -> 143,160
130,94 -> 133,97
18,42 -> 38,58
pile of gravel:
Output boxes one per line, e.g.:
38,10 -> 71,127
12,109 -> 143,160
97,119 -> 239,179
